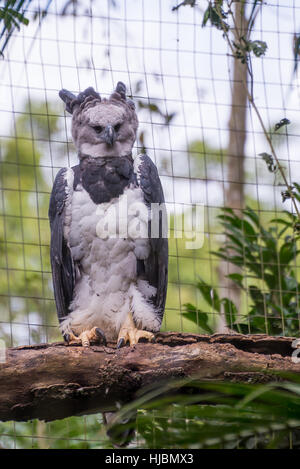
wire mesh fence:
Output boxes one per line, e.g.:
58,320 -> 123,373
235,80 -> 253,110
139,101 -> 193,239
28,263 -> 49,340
0,0 -> 300,449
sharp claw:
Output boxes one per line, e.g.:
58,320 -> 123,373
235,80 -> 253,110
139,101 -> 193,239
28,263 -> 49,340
63,333 -> 70,344
117,338 -> 125,349
95,328 -> 107,346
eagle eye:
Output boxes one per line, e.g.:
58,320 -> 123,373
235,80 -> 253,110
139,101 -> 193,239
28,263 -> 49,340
114,123 -> 121,132
93,125 -> 103,134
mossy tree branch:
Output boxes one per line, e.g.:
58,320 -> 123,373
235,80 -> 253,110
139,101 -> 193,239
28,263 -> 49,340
0,332 -> 299,422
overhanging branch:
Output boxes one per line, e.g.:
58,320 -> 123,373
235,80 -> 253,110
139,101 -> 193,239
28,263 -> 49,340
0,332 -> 299,422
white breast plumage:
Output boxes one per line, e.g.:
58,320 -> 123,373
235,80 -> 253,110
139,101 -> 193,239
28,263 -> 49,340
59,182 -> 159,341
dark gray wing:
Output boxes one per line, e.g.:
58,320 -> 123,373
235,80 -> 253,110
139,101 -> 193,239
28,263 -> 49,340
136,154 -> 168,321
48,167 -> 75,323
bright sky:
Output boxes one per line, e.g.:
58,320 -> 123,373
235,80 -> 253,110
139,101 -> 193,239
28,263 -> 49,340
1,0 -> 300,210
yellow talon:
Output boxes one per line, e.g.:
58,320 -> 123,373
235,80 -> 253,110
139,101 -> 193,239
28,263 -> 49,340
117,312 -> 154,347
67,327 -> 106,347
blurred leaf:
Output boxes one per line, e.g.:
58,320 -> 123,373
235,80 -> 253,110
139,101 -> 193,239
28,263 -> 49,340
172,0 -> 196,12
227,273 -> 244,288
109,377 -> 300,449
281,188 -> 296,203
201,2 -> 229,32
0,1 -> 30,30
293,34 -> 300,74
189,204 -> 300,336
250,39 -> 267,58
279,239 -> 297,266
231,323 -> 250,334
275,118 -> 291,132
196,280 -> 221,313
260,152 -> 277,173
183,303 -> 214,334
137,100 -> 176,126
222,297 -> 237,325
233,38 -> 267,64
293,182 -> 300,203
0,0 -> 31,56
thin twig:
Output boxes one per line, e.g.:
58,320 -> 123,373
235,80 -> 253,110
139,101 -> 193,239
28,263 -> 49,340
212,1 -> 300,220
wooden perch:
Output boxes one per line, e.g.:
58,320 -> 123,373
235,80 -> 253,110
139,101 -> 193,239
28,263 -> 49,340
0,332 -> 299,422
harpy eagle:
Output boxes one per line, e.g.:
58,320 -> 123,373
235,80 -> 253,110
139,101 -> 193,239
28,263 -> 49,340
49,82 -> 168,347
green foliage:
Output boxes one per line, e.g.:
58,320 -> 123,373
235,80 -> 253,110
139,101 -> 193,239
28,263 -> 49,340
201,0 -> 266,66
188,139 -> 224,166
0,414 -> 111,449
0,0 -> 31,55
163,209 -> 213,335
260,152 -> 277,173
137,100 -> 175,126
183,302 -> 214,334
184,139 -> 226,184
249,39 -> 267,57
184,279 -> 239,333
0,99 -> 62,346
185,202 -> 300,336
260,119 -> 292,187
275,118 -> 291,132
0,0 -> 29,31
277,183 -> 300,207
106,377 -> 300,449
172,0 -> 196,12
202,1 -> 229,32
232,37 -> 267,64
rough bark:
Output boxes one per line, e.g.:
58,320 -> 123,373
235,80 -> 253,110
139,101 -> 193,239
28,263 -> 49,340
0,332 -> 299,423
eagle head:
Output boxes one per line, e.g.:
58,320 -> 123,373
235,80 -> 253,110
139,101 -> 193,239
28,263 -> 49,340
59,82 -> 138,158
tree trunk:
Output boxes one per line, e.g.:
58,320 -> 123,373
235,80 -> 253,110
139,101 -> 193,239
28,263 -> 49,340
226,3 -> 248,210
0,332 -> 299,423
218,3 -> 249,331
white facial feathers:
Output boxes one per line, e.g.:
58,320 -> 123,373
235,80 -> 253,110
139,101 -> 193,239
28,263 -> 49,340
86,103 -> 125,128
63,85 -> 138,158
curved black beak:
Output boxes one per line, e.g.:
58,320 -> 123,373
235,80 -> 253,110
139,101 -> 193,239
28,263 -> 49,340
104,125 -> 115,146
